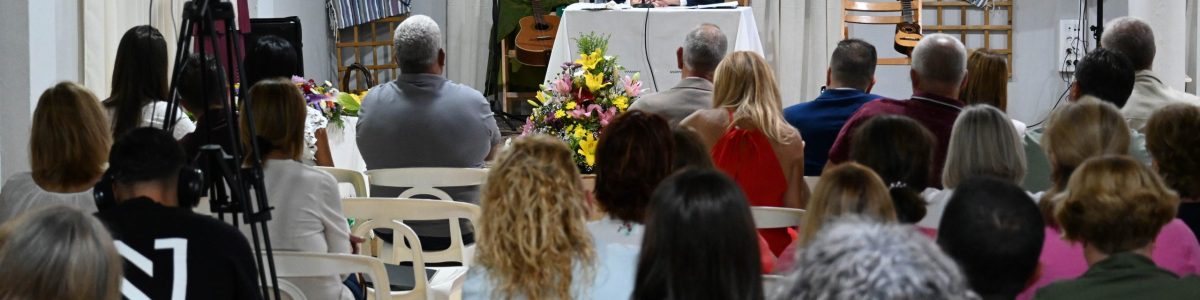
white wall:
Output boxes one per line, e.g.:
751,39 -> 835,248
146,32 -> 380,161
0,0 -> 81,183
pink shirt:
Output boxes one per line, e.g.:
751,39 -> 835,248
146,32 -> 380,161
1017,219 -> 1200,299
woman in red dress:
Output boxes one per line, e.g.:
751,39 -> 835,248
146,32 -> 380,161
680,51 -> 808,255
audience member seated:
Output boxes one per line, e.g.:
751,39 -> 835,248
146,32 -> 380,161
1145,104 -> 1200,240
784,39 -> 881,176
177,54 -> 235,161
1022,48 -> 1147,192
357,14 -> 500,200
829,33 -> 969,188
0,82 -> 110,222
1019,100 -> 1200,299
632,169 -> 764,300
960,49 -> 1026,135
239,78 -> 356,300
95,128 -> 261,299
680,51 -> 807,255
671,128 -> 714,169
1034,156 -> 1200,299
103,25 -> 194,140
1102,17 -> 1200,131
938,177 -> 1043,300
590,111 -> 674,251
244,35 -> 334,167
0,206 -> 122,300
356,15 -> 498,249
848,115 -> 934,225
464,135 -> 632,299
920,105 -> 1027,230
778,162 -> 898,272
628,24 -> 727,126
773,217 -> 978,299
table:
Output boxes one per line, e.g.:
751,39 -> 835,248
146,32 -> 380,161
543,4 -> 764,94
326,116 -> 368,172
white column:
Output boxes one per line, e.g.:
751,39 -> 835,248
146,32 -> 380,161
1129,0 -> 1188,90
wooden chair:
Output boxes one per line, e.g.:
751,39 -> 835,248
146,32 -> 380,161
751,207 -> 806,229
317,166 -> 370,198
842,0 -> 923,65
265,251 -> 392,300
344,198 -> 482,266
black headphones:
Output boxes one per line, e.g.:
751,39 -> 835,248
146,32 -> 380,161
94,166 -> 205,211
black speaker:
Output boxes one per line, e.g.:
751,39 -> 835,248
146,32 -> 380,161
247,17 -> 304,76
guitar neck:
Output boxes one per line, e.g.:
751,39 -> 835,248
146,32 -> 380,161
532,0 -> 546,24
900,0 -> 914,23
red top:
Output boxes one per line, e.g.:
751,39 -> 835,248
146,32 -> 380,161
712,111 -> 791,255
827,92 -> 965,188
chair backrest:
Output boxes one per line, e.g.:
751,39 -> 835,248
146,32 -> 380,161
337,216 -> 429,300
264,251 -> 393,300
365,168 -> 488,199
803,176 -> 820,193
762,274 -> 787,295
344,197 -> 481,267
751,207 -> 806,229
317,166 -> 370,197
266,279 -> 308,300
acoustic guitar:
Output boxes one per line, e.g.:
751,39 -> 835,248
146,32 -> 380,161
893,0 -> 922,56
514,0 -> 560,67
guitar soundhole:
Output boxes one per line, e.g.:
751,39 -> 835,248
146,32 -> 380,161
535,23 -> 551,30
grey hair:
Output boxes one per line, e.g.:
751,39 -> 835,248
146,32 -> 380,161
0,206 -> 123,300
773,217 -> 979,300
912,33 -> 968,85
392,15 -> 442,73
1101,17 -> 1155,70
942,105 -> 1027,188
683,23 -> 728,74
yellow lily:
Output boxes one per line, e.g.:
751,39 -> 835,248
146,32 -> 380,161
535,91 -> 548,104
575,50 -> 603,71
584,72 -> 610,92
577,134 -> 598,166
613,96 -> 629,111
565,101 -> 577,110
554,110 -> 566,119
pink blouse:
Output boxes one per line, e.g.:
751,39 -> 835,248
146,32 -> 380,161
1017,219 -> 1200,299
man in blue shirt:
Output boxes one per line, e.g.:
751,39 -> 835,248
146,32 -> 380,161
783,39 -> 881,176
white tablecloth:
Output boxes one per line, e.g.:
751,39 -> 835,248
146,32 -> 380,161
543,4 -> 764,93
327,116 -> 367,172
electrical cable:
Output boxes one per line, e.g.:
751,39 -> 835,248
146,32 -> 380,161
643,7 -> 659,92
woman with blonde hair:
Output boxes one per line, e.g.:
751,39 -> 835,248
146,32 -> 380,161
0,82 -> 110,223
464,135 -> 632,299
919,105 -> 1027,230
239,78 -> 356,299
680,51 -> 807,255
1145,103 -> 1200,240
0,206 -> 122,300
1035,156 -> 1200,299
776,162 -> 897,271
1018,100 -> 1200,299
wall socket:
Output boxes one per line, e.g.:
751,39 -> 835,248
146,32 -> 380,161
1059,19 -> 1083,73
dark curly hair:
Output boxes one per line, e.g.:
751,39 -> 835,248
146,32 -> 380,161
1145,103 -> 1200,199
595,111 -> 676,223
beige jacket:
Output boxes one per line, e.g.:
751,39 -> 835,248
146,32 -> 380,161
1122,70 -> 1200,131
627,77 -> 714,127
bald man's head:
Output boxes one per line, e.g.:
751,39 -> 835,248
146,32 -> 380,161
911,34 -> 968,95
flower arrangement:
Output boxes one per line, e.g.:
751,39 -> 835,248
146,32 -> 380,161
293,76 -> 365,128
521,33 -> 643,173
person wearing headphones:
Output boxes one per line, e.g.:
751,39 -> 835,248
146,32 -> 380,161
94,127 -> 262,300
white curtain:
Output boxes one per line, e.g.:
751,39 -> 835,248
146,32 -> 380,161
751,0 -> 841,105
82,0 -> 238,98
445,0 -> 491,91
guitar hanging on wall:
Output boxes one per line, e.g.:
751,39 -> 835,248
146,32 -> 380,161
893,0 -> 923,56
514,0 -> 560,67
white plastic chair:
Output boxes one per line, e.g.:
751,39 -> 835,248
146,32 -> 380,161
343,197 -> 482,266
762,274 -> 787,294
344,199 -> 472,300
365,168 -> 488,199
318,166 -> 370,198
751,207 -> 806,229
803,176 -> 820,194
263,251 -> 392,300
265,279 -> 307,300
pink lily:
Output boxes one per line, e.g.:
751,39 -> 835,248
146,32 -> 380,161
622,75 -> 643,98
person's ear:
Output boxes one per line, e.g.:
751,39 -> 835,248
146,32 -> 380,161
825,68 -> 832,87
676,47 -> 685,71
958,71 -> 969,91
438,49 -> 446,67
866,76 -> 876,93
1069,82 -> 1081,102
910,69 -> 921,92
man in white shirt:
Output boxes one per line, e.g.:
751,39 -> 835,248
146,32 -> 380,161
1101,17 -> 1200,131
